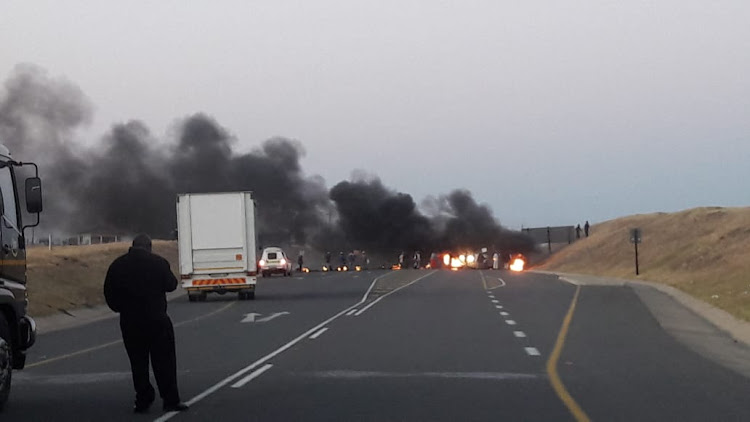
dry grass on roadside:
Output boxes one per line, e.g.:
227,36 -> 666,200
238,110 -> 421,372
538,207 -> 750,321
26,241 -> 178,318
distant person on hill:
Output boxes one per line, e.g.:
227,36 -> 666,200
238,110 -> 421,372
576,224 -> 582,239
297,253 -> 304,272
584,221 -> 590,237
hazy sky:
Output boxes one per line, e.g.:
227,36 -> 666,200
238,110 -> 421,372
2,0 -> 749,228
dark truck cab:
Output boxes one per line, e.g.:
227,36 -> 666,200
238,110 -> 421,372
0,144 -> 42,410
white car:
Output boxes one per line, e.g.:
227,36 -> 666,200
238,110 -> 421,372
258,247 -> 293,277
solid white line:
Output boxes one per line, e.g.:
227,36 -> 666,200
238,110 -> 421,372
345,309 -> 358,316
354,271 -> 436,316
309,327 -> 329,339
505,320 -> 517,325
491,300 -> 499,304
514,331 -> 526,338
495,305 -> 503,309
154,273 -> 385,422
500,312 -> 509,316
230,364 -> 273,388
525,347 -> 541,356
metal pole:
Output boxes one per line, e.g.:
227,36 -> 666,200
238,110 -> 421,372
634,241 -> 640,275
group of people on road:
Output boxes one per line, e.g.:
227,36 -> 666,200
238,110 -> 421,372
322,250 -> 369,271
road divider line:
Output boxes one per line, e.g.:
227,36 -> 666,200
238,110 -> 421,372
154,273 -> 385,422
354,271 -> 436,316
525,347 -> 541,356
346,309 -> 358,316
230,364 -> 273,388
513,331 -> 526,338
27,301 -> 237,369
309,328 -> 329,339
546,285 -> 590,422
480,271 -> 488,290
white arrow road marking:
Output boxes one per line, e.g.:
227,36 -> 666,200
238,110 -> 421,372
241,312 -> 290,323
241,313 -> 261,323
488,277 -> 507,290
231,364 -> 273,388
257,312 -> 290,323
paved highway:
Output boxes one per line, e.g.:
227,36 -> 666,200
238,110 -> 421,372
7,269 -> 750,421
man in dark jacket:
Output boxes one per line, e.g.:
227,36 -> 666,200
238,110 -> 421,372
104,234 -> 188,414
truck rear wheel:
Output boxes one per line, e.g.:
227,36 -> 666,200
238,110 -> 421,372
0,313 -> 13,411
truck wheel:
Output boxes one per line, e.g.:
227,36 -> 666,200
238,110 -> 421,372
0,313 -> 12,411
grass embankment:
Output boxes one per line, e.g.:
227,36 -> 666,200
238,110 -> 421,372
27,241 -> 178,318
538,207 -> 750,321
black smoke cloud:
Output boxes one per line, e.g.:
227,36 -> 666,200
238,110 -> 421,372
329,177 -> 433,252
0,64 -> 329,244
330,180 -> 535,255
0,64 -> 533,255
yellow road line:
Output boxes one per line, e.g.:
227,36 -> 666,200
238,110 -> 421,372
546,285 -> 591,422
27,301 -> 236,369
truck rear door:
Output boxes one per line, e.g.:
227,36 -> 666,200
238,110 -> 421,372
186,193 -> 248,276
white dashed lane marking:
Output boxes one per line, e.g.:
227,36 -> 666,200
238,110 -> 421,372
505,320 -> 517,325
231,364 -> 273,388
524,347 -> 541,356
495,305 -> 503,309
500,312 -> 509,316
514,331 -> 526,338
491,300 -> 499,304
309,328 -> 329,339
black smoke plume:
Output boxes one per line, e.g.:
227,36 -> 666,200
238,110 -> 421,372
0,64 -> 329,244
329,176 -> 433,252
0,64 -> 533,255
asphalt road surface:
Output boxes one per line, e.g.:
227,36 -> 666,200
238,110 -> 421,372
7,269 -> 750,421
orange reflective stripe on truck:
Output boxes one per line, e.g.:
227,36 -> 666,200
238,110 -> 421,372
192,278 -> 246,286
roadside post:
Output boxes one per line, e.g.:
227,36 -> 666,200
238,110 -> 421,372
630,228 -> 642,275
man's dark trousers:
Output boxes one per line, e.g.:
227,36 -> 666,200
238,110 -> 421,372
120,314 -> 179,406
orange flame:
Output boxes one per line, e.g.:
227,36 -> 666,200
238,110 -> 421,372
510,258 -> 525,272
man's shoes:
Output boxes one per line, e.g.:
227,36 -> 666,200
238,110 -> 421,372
133,401 -> 153,414
163,402 -> 189,412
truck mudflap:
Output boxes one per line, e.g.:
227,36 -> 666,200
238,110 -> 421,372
18,316 -> 36,350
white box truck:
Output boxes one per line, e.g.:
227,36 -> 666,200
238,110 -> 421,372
177,192 -> 258,301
